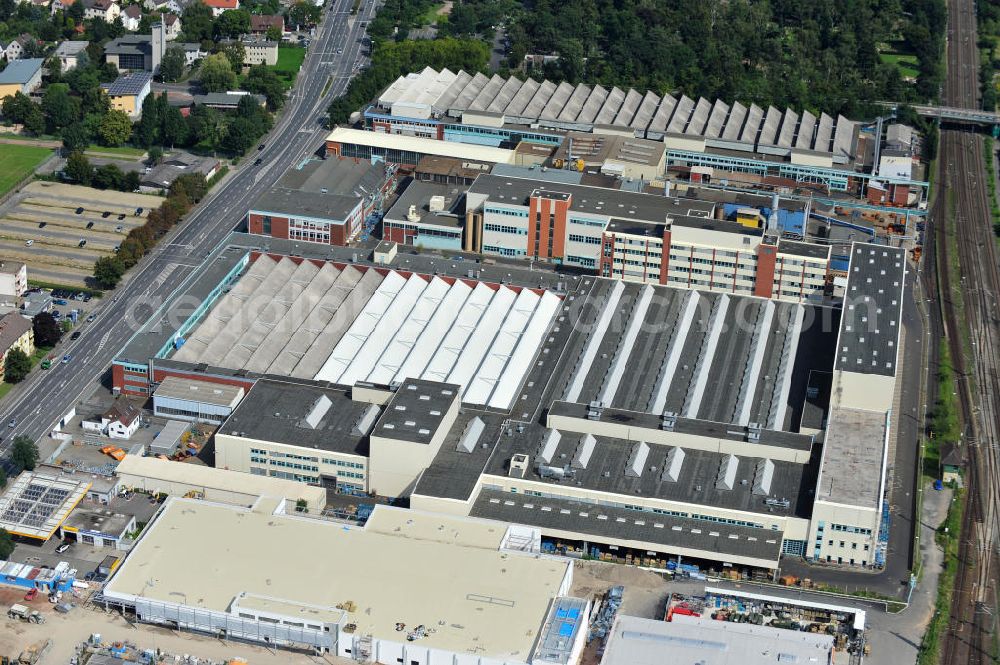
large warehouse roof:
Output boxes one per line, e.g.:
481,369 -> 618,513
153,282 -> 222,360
374,68 -> 857,163
0,471 -> 90,540
326,127 -> 515,164
171,256 -> 563,410
103,498 -> 572,660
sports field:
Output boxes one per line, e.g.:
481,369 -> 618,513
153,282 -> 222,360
0,144 -> 52,198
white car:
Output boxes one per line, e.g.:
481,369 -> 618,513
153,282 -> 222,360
24,240 -> 33,247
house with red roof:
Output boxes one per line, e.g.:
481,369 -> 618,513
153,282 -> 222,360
202,0 -> 238,17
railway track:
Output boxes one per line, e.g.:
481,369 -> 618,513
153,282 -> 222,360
935,0 -> 1000,662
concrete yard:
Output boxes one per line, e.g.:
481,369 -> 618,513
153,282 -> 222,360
0,182 -> 160,287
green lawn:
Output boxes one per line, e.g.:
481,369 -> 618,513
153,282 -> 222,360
274,46 -> 307,88
84,145 -> 147,158
880,51 -> 920,78
0,144 -> 53,198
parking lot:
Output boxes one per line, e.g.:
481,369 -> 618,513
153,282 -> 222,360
0,182 -> 161,288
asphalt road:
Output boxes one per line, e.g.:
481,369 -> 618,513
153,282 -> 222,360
0,0 -> 380,459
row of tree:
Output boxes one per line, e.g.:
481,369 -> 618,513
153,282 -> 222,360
329,37 -> 489,124
94,172 -> 211,288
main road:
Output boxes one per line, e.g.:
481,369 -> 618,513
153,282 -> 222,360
0,0 -> 380,458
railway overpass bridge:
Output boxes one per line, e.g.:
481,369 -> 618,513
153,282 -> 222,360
882,102 -> 1000,128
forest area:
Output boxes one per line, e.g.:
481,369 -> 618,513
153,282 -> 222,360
445,0 -> 947,118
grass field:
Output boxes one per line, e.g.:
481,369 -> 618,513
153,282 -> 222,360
84,145 -> 147,158
0,144 -> 52,198
274,46 -> 306,88
880,51 -> 920,78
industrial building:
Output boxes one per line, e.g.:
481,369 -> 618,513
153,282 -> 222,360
101,497 -> 584,664
382,180 -> 466,250
151,376 -> 244,424
109,233 -> 903,572
0,470 -> 90,541
114,454 -> 327,511
464,174 -> 830,303
600,614 -> 834,665
363,67 -> 928,198
326,127 -> 515,168
246,159 -> 397,245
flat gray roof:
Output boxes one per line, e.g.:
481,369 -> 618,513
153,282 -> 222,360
471,489 -> 784,564
602,614 -> 834,665
816,406 -> 887,508
249,187 -> 361,223
219,378 -> 373,456
480,423 -> 816,520
372,378 -> 459,444
468,173 -> 716,223
384,179 -> 465,229
835,243 -> 905,376
154,375 -> 244,407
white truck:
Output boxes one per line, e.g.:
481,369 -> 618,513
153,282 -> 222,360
8,604 -> 45,623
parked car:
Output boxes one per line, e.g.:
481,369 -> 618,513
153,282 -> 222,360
78,239 -> 86,247
117,213 -> 125,220
24,240 -> 33,247
85,314 -> 95,322
53,298 -> 67,306
115,225 -> 124,232
38,221 -> 46,228
101,211 -> 111,218
135,207 -> 143,215
85,221 -> 94,229
83,294 -> 91,302
23,588 -> 37,601
75,207 -> 84,214
55,541 -> 71,554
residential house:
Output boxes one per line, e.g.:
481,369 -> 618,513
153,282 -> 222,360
0,261 -> 28,300
19,291 -> 51,318
50,0 -> 76,13
175,41 -> 205,65
139,153 -> 220,192
82,399 -> 143,439
83,0 -> 122,23
2,34 -> 34,61
0,312 -> 34,382
121,3 -> 142,30
940,442 -> 963,484
53,41 -> 89,72
249,14 -> 283,36
202,0 -> 238,16
0,59 -> 44,100
100,71 -> 153,119
163,13 -> 181,40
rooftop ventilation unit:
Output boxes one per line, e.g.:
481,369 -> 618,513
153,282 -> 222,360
753,459 -> 775,496
456,416 -> 485,453
538,464 -> 574,480
661,411 -> 677,432
538,430 -> 561,464
765,497 -> 791,509
661,447 -> 685,482
572,434 -> 597,470
715,454 -> 738,491
302,395 -> 333,430
586,401 -> 604,421
747,422 -> 762,443
509,453 -> 530,478
625,442 -> 650,478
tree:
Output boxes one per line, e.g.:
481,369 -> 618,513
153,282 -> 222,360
93,255 -> 126,288
221,116 -> 257,153
99,109 -> 132,146
242,64 -> 284,109
4,349 -> 31,384
68,0 -> 84,22
93,163 -> 125,189
135,93 -> 162,146
214,9 -> 251,39
61,122 -> 90,154
21,102 -> 45,135
182,0 -> 214,42
159,46 -> 186,82
199,53 -> 237,92
147,145 -> 164,165
187,104 -> 225,151
288,0 -> 320,28
220,40 -> 246,71
10,435 -> 39,472
265,25 -> 282,42
31,312 -> 62,348
65,151 -> 93,185
2,91 -> 43,133
0,529 -> 13,560
161,105 -> 189,147
41,83 -> 79,133
46,55 -> 63,84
